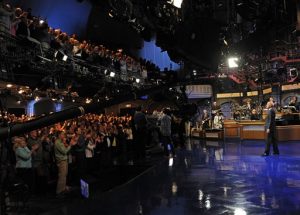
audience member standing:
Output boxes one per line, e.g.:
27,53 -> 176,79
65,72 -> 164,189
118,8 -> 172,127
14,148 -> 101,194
27,130 -> 46,194
0,2 -> 13,34
54,131 -> 76,197
73,127 -> 86,182
85,130 -> 96,173
133,106 -> 148,161
13,136 -> 38,192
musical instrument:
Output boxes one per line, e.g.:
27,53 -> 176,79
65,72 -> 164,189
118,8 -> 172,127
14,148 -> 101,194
212,109 -> 221,114
202,117 -> 210,125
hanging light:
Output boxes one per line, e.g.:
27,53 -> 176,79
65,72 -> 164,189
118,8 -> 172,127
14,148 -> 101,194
228,57 -> 239,68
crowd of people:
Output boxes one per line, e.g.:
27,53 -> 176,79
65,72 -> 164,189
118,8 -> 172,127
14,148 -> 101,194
1,107 -> 185,200
0,1 -> 161,80
10,113 -> 136,197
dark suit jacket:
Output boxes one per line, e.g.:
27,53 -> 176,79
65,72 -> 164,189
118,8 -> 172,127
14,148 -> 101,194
265,108 -> 276,131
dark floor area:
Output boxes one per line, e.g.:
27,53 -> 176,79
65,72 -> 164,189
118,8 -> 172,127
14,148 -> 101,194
8,139 -> 300,215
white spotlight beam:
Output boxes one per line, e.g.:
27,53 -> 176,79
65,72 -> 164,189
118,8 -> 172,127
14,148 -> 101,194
168,0 -> 183,8
228,57 -> 239,68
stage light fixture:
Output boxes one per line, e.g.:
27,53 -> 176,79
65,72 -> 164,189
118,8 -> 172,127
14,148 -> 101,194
6,84 -> 13,88
108,10 -> 114,18
234,208 -> 247,215
228,57 -> 239,68
110,72 -> 115,77
85,98 -> 92,104
63,55 -> 68,61
54,51 -> 68,62
136,78 -> 140,83
168,0 -> 183,8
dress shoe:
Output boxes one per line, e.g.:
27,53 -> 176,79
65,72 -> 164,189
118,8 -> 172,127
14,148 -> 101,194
273,152 -> 280,155
261,153 -> 269,156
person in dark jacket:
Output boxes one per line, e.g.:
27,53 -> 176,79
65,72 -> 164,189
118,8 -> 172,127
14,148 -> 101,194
73,127 -> 86,182
262,101 -> 279,156
133,106 -> 147,161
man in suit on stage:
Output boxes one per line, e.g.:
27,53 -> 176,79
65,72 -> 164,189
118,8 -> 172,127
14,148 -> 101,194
262,101 -> 279,156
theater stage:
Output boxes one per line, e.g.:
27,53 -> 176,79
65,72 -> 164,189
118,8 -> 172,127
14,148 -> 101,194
22,139 -> 300,215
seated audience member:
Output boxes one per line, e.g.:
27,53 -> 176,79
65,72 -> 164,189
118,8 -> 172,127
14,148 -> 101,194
16,12 -> 30,37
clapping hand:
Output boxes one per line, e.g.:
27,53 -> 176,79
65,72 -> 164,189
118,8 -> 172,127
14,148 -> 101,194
70,136 -> 78,146
31,143 -> 39,151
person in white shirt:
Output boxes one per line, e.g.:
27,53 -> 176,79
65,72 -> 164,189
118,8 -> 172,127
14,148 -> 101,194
85,130 -> 96,172
213,111 -> 224,129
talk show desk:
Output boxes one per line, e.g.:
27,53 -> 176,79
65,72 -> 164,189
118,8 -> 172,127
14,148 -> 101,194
224,120 -> 300,141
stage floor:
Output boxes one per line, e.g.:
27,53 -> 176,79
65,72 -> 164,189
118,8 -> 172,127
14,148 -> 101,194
24,139 -> 300,214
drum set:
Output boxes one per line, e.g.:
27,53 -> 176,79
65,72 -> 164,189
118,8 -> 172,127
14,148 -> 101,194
231,99 -> 262,120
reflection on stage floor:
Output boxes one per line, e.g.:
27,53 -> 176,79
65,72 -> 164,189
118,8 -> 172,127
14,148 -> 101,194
36,139 -> 300,215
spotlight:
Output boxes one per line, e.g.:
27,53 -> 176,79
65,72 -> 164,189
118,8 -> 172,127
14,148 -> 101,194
168,0 -> 183,8
85,98 -> 92,104
104,69 -> 108,75
54,51 -> 68,61
63,55 -> 68,61
234,208 -> 247,215
110,72 -> 115,77
136,78 -> 140,83
228,57 -> 239,68
35,96 -> 39,101
18,90 -> 24,94
6,84 -> 13,88
108,10 -> 114,18
39,19 -> 45,25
